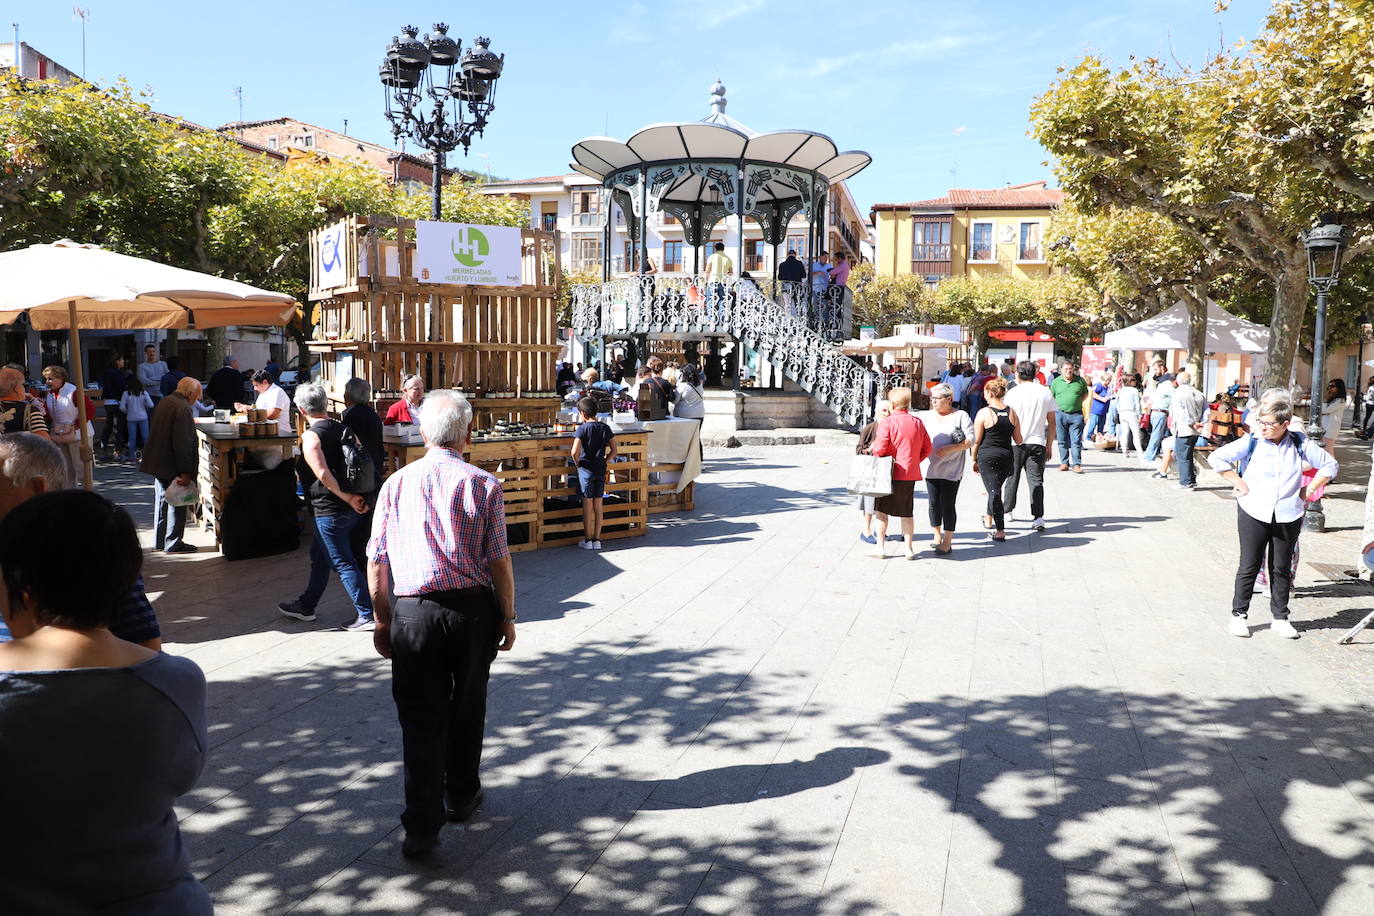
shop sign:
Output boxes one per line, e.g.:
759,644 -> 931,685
860,326 -> 877,340
413,220 -> 522,286
1080,346 -> 1111,374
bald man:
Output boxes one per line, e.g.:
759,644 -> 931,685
0,368 -> 50,438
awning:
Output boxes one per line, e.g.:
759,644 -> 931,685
1102,300 -> 1268,354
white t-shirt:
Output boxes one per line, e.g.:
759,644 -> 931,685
918,408 -> 974,481
255,384 -> 292,436
1003,382 -> 1057,446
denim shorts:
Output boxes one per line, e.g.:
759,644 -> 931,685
576,468 -> 605,499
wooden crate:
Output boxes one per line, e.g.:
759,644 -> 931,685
535,432 -> 648,549
647,468 -> 695,514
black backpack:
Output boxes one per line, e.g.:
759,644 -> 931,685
338,425 -> 378,495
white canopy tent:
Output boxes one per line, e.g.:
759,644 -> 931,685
0,241 -> 298,489
1102,300 -> 1269,354
838,330 -> 951,356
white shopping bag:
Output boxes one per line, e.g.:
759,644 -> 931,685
846,454 -> 893,497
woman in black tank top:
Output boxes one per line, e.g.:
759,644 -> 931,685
971,377 -> 1023,540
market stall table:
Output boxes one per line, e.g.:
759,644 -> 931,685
642,417 -> 701,513
195,419 -> 298,551
378,429 -> 651,551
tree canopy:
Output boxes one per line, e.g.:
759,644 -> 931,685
0,73 -> 530,351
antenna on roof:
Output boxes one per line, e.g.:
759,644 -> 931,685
343,118 -> 349,136
232,86 -> 246,134
72,7 -> 90,79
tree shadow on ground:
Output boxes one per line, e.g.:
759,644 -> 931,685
853,687 -> 1374,914
182,639 -> 887,914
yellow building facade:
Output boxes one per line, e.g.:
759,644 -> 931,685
871,181 -> 1063,284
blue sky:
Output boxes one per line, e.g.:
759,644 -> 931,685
13,0 -> 1271,211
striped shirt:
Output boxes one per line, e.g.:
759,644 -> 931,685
366,448 -> 509,596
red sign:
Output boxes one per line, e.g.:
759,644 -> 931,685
1080,346 -> 1111,374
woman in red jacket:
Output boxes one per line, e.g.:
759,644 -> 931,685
869,387 -> 933,560
383,375 -> 424,426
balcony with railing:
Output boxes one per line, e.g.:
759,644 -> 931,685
568,211 -> 605,228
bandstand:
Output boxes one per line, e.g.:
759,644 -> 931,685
568,83 -> 880,425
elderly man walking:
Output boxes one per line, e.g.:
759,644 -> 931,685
1169,370 -> 1209,490
139,376 -> 202,554
367,389 -> 517,860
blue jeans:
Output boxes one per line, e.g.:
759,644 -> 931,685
1085,412 -> 1108,441
300,511 -> 373,620
1055,411 -> 1084,467
1144,411 -> 1169,461
127,418 -> 149,455
1174,434 -> 1199,487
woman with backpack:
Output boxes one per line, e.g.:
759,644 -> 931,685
1208,388 -> 1337,639
276,383 -> 375,632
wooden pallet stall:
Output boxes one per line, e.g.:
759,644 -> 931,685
306,215 -> 564,429
535,432 -> 649,548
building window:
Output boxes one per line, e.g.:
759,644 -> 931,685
663,241 -> 683,272
745,240 -> 764,273
970,221 -> 994,262
542,212 -> 557,232
571,190 -> 601,226
266,135 -> 278,150
571,236 -> 602,271
786,234 -> 808,259
301,134 -> 315,149
623,241 -> 640,272
911,219 -> 951,262
1018,222 -> 1043,262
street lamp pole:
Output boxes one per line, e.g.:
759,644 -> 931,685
1301,220 -> 1348,533
1355,312 -> 1371,432
380,24 -> 505,220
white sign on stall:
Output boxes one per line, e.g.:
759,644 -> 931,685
317,222 -> 347,289
413,220 -> 522,286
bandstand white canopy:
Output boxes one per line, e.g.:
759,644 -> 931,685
1103,300 -> 1269,354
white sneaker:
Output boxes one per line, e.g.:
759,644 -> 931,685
592,540 -> 603,550
578,539 -> 595,550
1031,517 -> 1045,530
1271,619 -> 1299,639
867,547 -> 887,559
1229,616 -> 1251,638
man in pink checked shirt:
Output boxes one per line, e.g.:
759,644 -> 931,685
367,389 -> 517,861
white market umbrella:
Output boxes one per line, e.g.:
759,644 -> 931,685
0,241 -> 298,488
870,330 -> 958,350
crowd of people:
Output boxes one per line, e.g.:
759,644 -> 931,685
858,357 -> 1344,608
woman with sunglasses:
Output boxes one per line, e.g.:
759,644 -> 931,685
1209,388 -> 1337,638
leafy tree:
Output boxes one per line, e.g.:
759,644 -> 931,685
1030,48 -> 1367,390
849,262 -> 931,336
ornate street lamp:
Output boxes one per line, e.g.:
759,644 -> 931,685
1301,218 -> 1348,532
380,24 -> 505,219
1354,311 -> 1371,432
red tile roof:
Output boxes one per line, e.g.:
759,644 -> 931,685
872,181 -> 1063,212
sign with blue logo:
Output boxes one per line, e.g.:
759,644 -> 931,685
413,220 -> 522,286
318,222 -> 347,289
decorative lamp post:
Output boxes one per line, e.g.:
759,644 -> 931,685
380,24 -> 504,220
1355,311 -> 1372,431
1300,219 -> 1348,533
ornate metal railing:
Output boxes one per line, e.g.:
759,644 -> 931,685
572,275 -> 875,425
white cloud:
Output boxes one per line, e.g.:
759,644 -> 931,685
703,0 -> 768,28
781,33 -> 979,79
953,125 -> 968,136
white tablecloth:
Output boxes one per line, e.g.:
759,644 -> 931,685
643,417 -> 702,493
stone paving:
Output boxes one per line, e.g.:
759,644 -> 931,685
103,424 -> 1374,915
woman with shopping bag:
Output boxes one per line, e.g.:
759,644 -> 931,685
866,387 -> 933,561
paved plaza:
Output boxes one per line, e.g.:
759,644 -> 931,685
111,429 -> 1374,915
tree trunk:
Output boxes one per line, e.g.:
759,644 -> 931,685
1182,285 -> 1207,382
164,329 -> 179,358
206,327 -> 228,371
1260,262 -> 1311,392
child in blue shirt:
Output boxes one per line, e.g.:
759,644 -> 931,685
570,397 -> 617,550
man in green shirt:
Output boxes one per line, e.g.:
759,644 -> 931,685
1050,360 -> 1089,472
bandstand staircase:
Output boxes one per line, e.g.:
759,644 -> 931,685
572,277 -> 876,426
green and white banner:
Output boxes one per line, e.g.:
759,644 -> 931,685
413,220 -> 522,286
